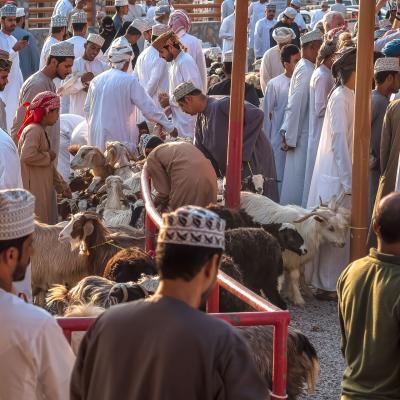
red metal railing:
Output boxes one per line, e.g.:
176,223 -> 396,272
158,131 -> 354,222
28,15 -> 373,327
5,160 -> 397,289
139,165 -> 290,400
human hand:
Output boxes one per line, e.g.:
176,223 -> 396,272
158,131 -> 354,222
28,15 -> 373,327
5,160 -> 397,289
49,150 -> 57,161
81,72 -> 95,85
13,39 -> 28,52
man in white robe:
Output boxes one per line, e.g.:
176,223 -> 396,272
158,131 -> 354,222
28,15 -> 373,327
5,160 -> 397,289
134,23 -> 169,122
85,42 -> 175,152
60,34 -> 108,117
311,1 -> 329,29
153,31 -> 202,139
219,11 -> 235,54
0,4 -> 26,132
0,49 -> 11,131
248,0 -> 268,61
263,44 -> 300,194
302,39 -> 335,206
0,189 -> 75,400
260,27 -> 296,94
280,30 -> 322,206
65,11 -> 88,59
53,0 -> 74,19
221,0 -> 234,21
0,128 -> 22,189
39,14 -> 68,69
168,10 -> 207,93
125,0 -> 145,21
254,4 -> 277,60
307,47 -> 356,299
277,0 -> 307,32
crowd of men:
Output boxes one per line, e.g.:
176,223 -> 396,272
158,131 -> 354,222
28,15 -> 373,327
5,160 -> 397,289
0,0 -> 399,399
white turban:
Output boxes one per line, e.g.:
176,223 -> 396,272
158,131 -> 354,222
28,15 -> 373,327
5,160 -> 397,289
108,44 -> 133,69
272,27 -> 296,45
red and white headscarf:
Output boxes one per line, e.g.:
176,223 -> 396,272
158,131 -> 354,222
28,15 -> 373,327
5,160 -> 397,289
17,91 -> 60,141
168,10 -> 191,35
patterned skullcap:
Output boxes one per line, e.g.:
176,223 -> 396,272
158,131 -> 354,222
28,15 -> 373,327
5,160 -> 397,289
0,189 -> 35,240
283,7 -> 297,19
140,134 -> 163,155
152,23 -> 169,37
1,4 -> 17,17
51,14 -> 68,28
87,33 -> 105,48
158,206 -> 226,250
272,27 -> 296,44
266,4 -> 276,10
223,50 -> 233,63
291,0 -> 302,7
49,41 -> 75,57
130,18 -> 153,34
152,30 -> 180,51
374,57 -> 400,74
71,11 -> 87,24
16,7 -> 25,18
115,0 -> 128,6
383,39 -> 400,57
155,0 -> 170,17
173,81 -> 199,102
300,29 -> 323,45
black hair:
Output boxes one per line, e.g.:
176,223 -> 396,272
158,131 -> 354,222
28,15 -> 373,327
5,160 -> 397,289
145,136 -> 163,151
51,26 -> 65,34
374,70 -> 398,85
102,15 -> 114,26
46,55 -> 74,66
0,58 -> 12,72
179,89 -> 202,102
72,22 -> 87,32
281,44 -> 300,64
16,16 -> 24,23
223,61 -> 232,75
115,5 -> 124,12
156,243 -> 222,281
151,35 -> 158,42
126,26 -> 141,36
374,193 -> 400,244
0,235 -> 29,256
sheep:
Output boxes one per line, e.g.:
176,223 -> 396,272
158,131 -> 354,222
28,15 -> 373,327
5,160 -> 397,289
103,247 -> 156,283
240,192 -> 350,306
97,176 -> 145,229
70,145 -> 114,180
225,228 -> 287,309
58,212 -> 145,271
207,204 -> 307,256
104,141 -> 140,181
239,325 -> 319,400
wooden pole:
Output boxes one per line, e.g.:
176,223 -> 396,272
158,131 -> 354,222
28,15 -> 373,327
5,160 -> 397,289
225,1 -> 248,209
350,0 -> 375,261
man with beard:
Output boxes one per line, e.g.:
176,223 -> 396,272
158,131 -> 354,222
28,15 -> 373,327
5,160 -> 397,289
0,50 -> 11,131
12,41 -> 75,159
71,205 -> 266,400
0,189 -> 75,399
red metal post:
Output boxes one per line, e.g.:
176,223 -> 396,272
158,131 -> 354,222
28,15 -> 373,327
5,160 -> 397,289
225,0 -> 248,209
206,284 -> 220,313
272,320 -> 289,399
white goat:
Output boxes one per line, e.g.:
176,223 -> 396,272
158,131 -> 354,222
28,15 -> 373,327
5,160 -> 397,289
240,192 -> 350,306
104,141 -> 140,181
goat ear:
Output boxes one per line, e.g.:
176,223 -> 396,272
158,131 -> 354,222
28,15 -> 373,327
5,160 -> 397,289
314,216 -> 324,223
83,220 -> 94,238
104,147 -> 116,165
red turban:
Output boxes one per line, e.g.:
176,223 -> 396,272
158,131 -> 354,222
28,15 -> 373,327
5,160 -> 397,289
16,91 -> 60,141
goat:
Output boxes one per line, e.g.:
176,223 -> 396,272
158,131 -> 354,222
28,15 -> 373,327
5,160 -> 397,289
207,204 -> 307,256
70,145 -> 114,180
240,192 -> 350,306
58,212 -> 145,269
104,141 -> 140,181
225,228 -> 287,309
239,325 -> 319,400
103,247 -> 156,283
242,174 -> 266,195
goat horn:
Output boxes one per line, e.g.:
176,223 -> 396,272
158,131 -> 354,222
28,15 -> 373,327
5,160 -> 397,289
293,212 -> 320,223
319,196 -> 327,207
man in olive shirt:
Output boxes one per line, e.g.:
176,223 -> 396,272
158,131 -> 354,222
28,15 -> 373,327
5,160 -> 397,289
338,192 -> 400,400
71,206 -> 267,400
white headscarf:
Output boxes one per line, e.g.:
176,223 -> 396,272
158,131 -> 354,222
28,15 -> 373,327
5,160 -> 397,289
108,44 -> 133,70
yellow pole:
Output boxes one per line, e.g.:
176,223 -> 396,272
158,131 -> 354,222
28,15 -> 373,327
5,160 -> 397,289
350,0 -> 375,261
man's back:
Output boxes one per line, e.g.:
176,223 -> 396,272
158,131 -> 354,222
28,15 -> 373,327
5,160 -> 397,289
71,296 -> 266,400
338,250 -> 400,399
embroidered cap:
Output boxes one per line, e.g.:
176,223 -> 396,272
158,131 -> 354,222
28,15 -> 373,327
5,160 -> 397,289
300,29 -> 323,45
152,23 -> 169,37
173,81 -> 199,102
130,18 -> 153,34
272,27 -> 296,44
158,206 -> 226,250
266,4 -> 276,10
16,7 -> 25,18
87,33 -> 105,48
49,41 -> 75,57
0,190 -> 35,240
71,11 -> 87,24
152,30 -> 180,51
290,0 -> 302,7
51,14 -> 68,28
283,7 -> 297,19
0,4 -> 17,17
374,57 -> 400,73
115,0 -> 129,6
